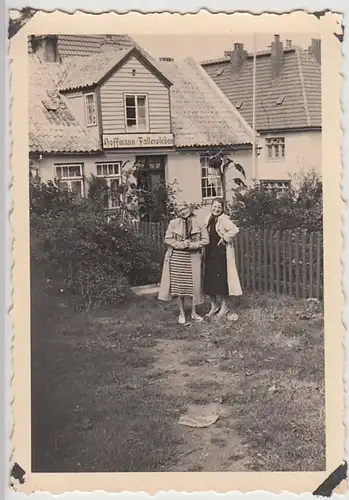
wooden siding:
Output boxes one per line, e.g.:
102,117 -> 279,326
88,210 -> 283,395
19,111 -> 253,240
100,56 -> 171,135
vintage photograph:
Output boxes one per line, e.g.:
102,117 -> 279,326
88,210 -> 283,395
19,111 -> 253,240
28,30 -> 326,473
9,8 -> 344,495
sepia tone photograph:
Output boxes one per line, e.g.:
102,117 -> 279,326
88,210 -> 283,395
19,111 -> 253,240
9,8 -> 344,495
28,29 -> 326,473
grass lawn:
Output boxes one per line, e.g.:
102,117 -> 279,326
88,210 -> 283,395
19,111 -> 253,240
31,289 -> 325,472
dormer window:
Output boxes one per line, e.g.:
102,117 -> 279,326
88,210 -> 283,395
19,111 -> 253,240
124,94 -> 149,132
84,92 -> 97,127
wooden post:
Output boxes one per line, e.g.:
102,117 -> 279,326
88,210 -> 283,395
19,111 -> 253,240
294,233 -> 300,299
309,232 -> 314,297
275,231 -> 280,296
301,232 -> 307,298
251,230 -> 256,290
257,230 -> 262,291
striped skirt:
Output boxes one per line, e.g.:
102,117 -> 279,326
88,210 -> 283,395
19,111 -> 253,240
170,249 -> 194,297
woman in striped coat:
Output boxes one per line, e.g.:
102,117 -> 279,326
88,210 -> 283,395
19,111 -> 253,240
158,202 -> 209,324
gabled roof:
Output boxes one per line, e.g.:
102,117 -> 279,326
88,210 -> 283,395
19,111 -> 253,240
158,58 -> 252,148
29,54 -> 253,153
29,55 -> 101,154
59,46 -> 172,92
202,46 -> 321,131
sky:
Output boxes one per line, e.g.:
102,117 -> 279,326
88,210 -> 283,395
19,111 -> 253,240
131,33 -> 320,62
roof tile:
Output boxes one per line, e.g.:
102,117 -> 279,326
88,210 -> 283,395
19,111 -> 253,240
29,55 -> 101,153
29,40 -> 253,153
158,58 -> 252,147
202,47 -> 321,131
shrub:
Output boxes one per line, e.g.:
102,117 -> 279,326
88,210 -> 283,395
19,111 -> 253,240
30,176 -> 161,312
229,170 -> 323,232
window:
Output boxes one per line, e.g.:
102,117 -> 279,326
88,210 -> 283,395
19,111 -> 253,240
261,180 -> 291,195
124,94 -> 148,132
96,162 -> 122,209
201,155 -> 222,200
84,93 -> 97,126
55,164 -> 84,197
266,137 -> 285,160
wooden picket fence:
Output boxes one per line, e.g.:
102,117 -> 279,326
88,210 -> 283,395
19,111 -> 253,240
134,222 -> 324,300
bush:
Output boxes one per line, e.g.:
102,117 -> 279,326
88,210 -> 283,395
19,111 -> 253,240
30,176 -> 161,312
229,170 -> 323,232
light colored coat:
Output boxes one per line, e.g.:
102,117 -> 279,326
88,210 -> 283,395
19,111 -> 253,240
158,217 -> 209,305
204,213 -> 242,296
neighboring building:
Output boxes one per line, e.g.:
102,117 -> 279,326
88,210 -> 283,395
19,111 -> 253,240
29,36 -> 253,221
202,35 -> 322,191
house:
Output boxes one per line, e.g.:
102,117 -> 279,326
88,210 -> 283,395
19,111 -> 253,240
29,35 -> 254,221
202,35 -> 322,192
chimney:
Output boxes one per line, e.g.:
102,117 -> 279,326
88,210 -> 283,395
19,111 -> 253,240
30,35 -> 59,62
230,42 -> 247,73
270,34 -> 284,81
286,39 -> 292,48
308,38 -> 321,65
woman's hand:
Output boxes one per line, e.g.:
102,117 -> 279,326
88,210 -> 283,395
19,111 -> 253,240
183,239 -> 190,248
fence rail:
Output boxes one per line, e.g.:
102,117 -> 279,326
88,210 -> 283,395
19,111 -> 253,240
134,222 -> 323,300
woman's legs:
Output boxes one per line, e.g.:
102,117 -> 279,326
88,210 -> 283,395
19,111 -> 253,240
205,295 -> 220,318
191,301 -> 203,321
178,296 -> 186,324
217,295 -> 229,316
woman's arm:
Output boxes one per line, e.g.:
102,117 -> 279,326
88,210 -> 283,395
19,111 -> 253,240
164,220 -> 188,250
220,215 -> 239,243
188,225 -> 210,250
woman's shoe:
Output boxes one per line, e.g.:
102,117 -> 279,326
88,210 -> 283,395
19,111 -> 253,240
178,314 -> 186,324
204,306 -> 220,319
191,313 -> 204,322
227,313 -> 239,322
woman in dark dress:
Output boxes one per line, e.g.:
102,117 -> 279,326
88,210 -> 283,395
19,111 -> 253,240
203,198 -> 242,319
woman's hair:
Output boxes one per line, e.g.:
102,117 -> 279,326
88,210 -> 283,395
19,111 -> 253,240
211,197 -> 225,214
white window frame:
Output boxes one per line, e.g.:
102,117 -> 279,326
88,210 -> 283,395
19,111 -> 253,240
260,179 -> 291,195
200,155 -> 223,201
96,162 -> 122,209
124,93 -> 149,133
265,136 -> 286,161
84,92 -> 97,127
54,163 -> 85,197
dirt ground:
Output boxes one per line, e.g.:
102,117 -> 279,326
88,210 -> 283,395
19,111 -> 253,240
31,292 -> 325,472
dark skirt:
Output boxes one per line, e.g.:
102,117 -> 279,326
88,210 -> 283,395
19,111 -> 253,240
204,253 -> 229,297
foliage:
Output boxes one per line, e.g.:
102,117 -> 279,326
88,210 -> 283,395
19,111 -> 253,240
86,161 -> 185,223
30,173 -> 78,215
86,174 -> 110,210
229,170 -> 323,232
30,173 -> 161,312
207,148 -> 247,203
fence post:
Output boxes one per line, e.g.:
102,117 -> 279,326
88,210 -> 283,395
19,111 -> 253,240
251,230 -> 256,291
309,232 -> 314,297
301,232 -> 307,298
287,231 -> 293,296
294,232 -> 300,299
275,231 -> 280,296
263,229 -> 268,293
257,229 -> 262,292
